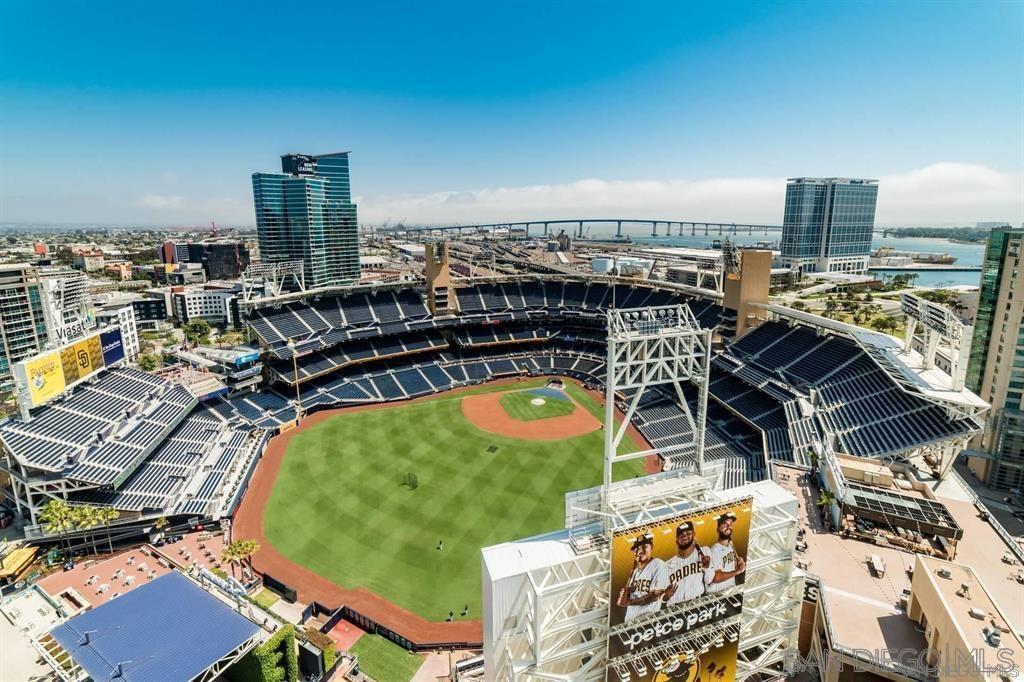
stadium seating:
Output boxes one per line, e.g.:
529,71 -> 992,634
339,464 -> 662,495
725,319 -> 977,458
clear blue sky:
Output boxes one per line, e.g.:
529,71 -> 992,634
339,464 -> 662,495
1,1 -> 1021,225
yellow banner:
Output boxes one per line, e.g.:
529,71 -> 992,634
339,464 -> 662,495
24,352 -> 66,407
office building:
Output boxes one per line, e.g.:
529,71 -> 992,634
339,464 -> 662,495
131,297 -> 169,330
252,152 -> 360,289
965,226 -> 1024,494
71,249 -> 105,272
36,268 -> 93,347
780,177 -> 878,274
161,241 -> 251,281
167,263 -> 206,285
161,241 -> 191,264
186,242 -> 250,280
94,302 -> 140,362
161,240 -> 251,281
0,265 -> 49,389
907,555 -> 1023,681
171,284 -> 242,329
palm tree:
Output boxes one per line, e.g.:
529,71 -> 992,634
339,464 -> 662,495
154,516 -> 168,535
98,506 -> 119,554
870,316 -> 897,334
817,490 -> 835,508
71,506 -> 96,555
239,539 -> 261,580
39,499 -> 73,557
824,299 -> 839,319
221,542 -> 242,579
806,449 -> 819,474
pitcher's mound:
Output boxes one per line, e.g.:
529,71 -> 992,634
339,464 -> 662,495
462,392 -> 601,440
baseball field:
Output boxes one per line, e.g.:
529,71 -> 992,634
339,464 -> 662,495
257,378 -> 647,623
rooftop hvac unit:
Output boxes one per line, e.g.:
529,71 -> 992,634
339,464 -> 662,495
969,607 -> 986,619
937,567 -> 952,579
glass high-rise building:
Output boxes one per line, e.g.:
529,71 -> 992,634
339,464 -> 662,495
780,177 -> 878,274
252,152 -> 360,289
965,226 -> 1024,494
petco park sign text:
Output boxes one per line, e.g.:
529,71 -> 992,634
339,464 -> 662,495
613,598 -> 742,655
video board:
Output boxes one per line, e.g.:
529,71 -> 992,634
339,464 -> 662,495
606,498 -> 752,682
13,327 -> 126,410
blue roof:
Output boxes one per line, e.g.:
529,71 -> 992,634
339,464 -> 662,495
51,571 -> 260,681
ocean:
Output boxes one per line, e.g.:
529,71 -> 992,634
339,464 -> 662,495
629,233 -> 986,288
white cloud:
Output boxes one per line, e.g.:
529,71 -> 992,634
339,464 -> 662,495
357,163 -> 1022,227
877,163 -> 1020,224
137,193 -> 184,210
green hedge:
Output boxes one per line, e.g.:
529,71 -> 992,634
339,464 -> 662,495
304,627 -> 337,672
227,624 -> 298,682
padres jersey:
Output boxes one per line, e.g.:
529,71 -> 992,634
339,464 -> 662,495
624,558 -> 668,622
705,541 -> 738,594
663,547 -> 707,605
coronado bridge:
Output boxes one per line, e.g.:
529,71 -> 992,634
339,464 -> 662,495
388,219 -> 783,239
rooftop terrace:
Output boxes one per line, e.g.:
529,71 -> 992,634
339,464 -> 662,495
773,464 -> 1024,650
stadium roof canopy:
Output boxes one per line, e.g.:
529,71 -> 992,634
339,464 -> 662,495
50,571 -> 261,681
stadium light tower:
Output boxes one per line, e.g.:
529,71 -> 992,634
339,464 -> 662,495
602,304 -> 712,512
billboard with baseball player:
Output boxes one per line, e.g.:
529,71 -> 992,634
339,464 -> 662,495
607,498 -> 752,680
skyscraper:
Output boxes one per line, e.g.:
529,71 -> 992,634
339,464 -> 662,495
252,152 -> 360,289
0,265 -> 49,389
780,178 -> 878,274
965,226 -> 1024,494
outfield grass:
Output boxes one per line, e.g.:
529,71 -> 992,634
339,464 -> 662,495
252,588 -> 279,609
499,390 -> 575,421
348,635 -> 423,682
263,382 -> 644,621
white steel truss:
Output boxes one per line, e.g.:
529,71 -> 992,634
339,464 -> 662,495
603,305 -> 712,508
241,260 -> 306,301
483,306 -> 799,681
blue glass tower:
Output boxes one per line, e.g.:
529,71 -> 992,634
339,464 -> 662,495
780,178 -> 878,274
252,152 -> 360,289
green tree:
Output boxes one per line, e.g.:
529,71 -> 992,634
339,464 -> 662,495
72,506 -> 100,555
98,506 -> 119,554
39,499 -> 73,556
221,541 -> 243,579
818,490 -> 835,508
182,319 -> 211,346
824,299 -> 839,319
138,353 -> 158,371
223,539 -> 261,580
870,316 -> 898,334
790,300 -> 806,311
239,539 -> 261,579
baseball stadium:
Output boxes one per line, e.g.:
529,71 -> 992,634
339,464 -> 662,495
0,256 -> 986,677
231,273 -> 742,647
